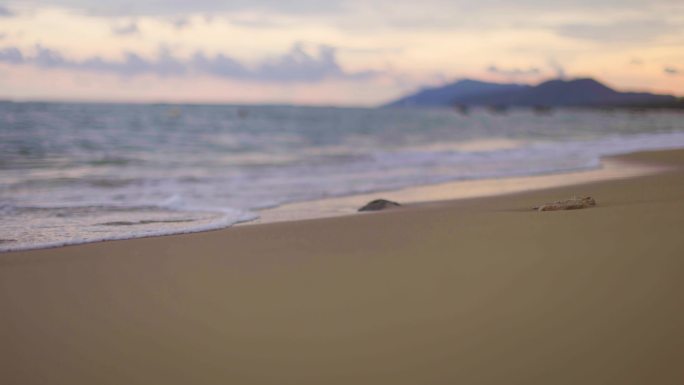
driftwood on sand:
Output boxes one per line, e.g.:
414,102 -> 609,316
534,196 -> 596,211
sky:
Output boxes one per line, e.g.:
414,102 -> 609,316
0,0 -> 683,106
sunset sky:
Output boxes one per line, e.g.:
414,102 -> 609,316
1,0 -> 683,106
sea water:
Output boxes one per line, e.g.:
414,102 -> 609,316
2,102 -> 684,251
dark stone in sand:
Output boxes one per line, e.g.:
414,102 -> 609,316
358,199 -> 401,212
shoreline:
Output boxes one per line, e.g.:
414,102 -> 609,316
249,150 -> 667,225
0,149 -> 670,253
2,148 -> 683,384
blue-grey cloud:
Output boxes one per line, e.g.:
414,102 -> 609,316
19,0 -> 684,17
664,66 -> 680,75
191,52 -> 247,77
111,21 -> 139,36
255,44 -> 371,82
0,5 -> 15,17
20,0 -> 343,16
170,16 -> 191,30
0,47 -> 23,63
0,43 -> 379,82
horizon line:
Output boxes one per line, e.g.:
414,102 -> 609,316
2,76 -> 682,107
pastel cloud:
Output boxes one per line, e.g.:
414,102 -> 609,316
111,21 -> 139,36
555,19 -> 679,43
487,65 -> 541,77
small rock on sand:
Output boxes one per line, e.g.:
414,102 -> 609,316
358,199 -> 401,212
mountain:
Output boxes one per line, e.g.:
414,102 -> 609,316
384,78 -> 679,108
383,79 -> 528,108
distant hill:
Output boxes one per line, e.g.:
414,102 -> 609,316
384,78 -> 679,108
384,79 -> 528,108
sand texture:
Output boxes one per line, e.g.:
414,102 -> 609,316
1,149 -> 684,385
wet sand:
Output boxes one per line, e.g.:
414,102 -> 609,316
1,149 -> 683,385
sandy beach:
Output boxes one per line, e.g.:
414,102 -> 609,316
1,149 -> 683,385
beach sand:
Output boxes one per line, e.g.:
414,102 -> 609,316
1,149 -> 683,385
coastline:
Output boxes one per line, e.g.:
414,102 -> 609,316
0,149 -> 666,253
2,148 -> 684,384
250,150 -> 667,224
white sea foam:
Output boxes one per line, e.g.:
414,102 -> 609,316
0,206 -> 257,252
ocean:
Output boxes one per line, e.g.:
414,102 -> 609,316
2,102 -> 684,251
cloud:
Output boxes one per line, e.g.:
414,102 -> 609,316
191,52 -> 246,78
664,67 -> 680,75
547,59 -> 566,79
111,21 -> 139,36
21,0 -> 344,17
630,58 -> 643,66
487,65 -> 540,77
170,16 -> 191,30
0,47 -> 23,64
0,43 -> 379,82
0,5 -> 15,17
253,43 -> 376,81
337,46 -> 404,55
20,0 -> 684,18
490,59 -> 567,79
226,15 -> 295,29
555,19 -> 678,43
12,0 -> 684,40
